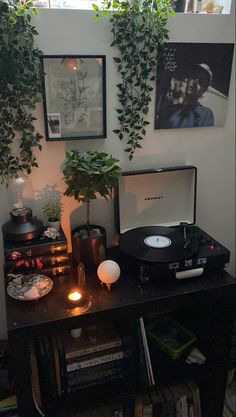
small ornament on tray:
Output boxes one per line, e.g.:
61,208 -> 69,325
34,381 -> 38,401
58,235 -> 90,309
7,273 -> 53,301
44,227 -> 59,239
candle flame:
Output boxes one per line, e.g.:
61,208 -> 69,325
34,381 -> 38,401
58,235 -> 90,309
68,291 -> 82,301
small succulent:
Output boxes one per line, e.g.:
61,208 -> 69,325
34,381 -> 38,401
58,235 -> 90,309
42,202 -> 62,222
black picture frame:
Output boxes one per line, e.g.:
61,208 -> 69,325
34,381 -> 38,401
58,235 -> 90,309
41,55 -> 107,141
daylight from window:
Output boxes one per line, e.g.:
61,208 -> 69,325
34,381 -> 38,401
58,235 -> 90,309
35,0 -> 101,9
34,0 -> 232,13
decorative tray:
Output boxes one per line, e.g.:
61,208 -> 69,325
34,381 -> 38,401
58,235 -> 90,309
146,316 -> 197,360
7,273 -> 53,301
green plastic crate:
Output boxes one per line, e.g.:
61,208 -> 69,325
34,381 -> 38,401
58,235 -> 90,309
146,317 -> 197,360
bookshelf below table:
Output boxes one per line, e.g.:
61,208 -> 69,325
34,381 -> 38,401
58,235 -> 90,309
5,266 -> 236,417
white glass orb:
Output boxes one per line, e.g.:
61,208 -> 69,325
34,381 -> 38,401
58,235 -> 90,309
97,260 -> 120,290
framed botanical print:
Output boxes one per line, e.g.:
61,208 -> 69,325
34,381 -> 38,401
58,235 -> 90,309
41,55 -> 106,140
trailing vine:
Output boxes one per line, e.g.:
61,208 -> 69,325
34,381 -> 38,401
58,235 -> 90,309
93,0 -> 174,160
0,0 -> 43,184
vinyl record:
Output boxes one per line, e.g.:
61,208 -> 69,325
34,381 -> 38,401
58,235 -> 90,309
119,226 -> 199,263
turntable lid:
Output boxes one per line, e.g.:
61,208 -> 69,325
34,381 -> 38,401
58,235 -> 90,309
116,165 -> 197,234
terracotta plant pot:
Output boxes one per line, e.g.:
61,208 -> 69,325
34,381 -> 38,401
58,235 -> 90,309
72,224 -> 106,267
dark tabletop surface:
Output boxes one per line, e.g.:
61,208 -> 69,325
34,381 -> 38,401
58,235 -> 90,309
5,264 -> 236,337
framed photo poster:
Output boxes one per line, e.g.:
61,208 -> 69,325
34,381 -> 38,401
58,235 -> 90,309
154,43 -> 234,130
42,55 -> 107,140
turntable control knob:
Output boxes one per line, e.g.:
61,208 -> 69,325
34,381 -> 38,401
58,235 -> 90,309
210,242 -> 216,251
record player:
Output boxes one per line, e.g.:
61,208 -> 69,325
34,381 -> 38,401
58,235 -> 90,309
115,165 -> 230,282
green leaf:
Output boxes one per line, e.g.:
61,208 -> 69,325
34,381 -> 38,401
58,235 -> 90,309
101,9 -> 110,17
93,13 -> 100,20
0,1 -> 43,185
119,133 -> 123,140
63,150 -> 121,224
91,0 -> 172,161
31,7 -> 38,15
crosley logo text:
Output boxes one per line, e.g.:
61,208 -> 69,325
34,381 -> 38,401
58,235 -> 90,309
144,196 -> 164,201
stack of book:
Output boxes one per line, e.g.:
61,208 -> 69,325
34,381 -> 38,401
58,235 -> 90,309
60,321 -> 127,393
3,227 -> 70,278
30,321 -> 130,410
134,382 -> 201,417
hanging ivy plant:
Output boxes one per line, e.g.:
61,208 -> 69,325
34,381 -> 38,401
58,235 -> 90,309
0,0 -> 43,185
93,0 -> 174,160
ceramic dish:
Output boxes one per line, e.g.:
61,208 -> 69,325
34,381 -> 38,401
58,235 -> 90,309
7,273 -> 53,301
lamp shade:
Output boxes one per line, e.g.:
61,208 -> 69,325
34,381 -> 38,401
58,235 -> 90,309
2,175 -> 43,241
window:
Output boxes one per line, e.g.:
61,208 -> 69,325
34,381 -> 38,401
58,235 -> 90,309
34,0 -> 232,13
172,0 -> 231,13
34,0 -> 102,9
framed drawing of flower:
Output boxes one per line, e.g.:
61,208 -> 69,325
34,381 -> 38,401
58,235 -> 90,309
41,55 -> 106,141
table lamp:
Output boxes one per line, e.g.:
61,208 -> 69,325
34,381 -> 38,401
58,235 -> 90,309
2,176 -> 43,241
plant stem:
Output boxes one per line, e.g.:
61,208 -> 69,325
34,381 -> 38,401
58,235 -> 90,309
86,201 -> 90,235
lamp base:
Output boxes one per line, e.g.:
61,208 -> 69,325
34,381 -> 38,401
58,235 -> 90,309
2,208 -> 43,241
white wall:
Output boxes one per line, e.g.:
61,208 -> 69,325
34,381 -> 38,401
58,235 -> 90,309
0,7 -> 235,339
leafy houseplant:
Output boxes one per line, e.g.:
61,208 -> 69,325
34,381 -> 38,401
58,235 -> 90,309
93,0 -> 174,160
42,201 -> 62,231
63,150 -> 121,232
63,150 -> 121,265
0,0 -> 43,185
42,202 -> 62,222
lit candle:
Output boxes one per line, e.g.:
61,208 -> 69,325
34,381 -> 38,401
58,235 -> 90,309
66,288 -> 92,313
68,290 -> 82,302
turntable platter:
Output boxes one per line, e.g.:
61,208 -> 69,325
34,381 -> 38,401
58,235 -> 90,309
119,226 -> 199,263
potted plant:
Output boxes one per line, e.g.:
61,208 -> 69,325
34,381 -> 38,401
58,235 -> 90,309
42,202 -> 63,231
63,150 -> 121,266
0,0 -> 43,185
93,0 -> 174,160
